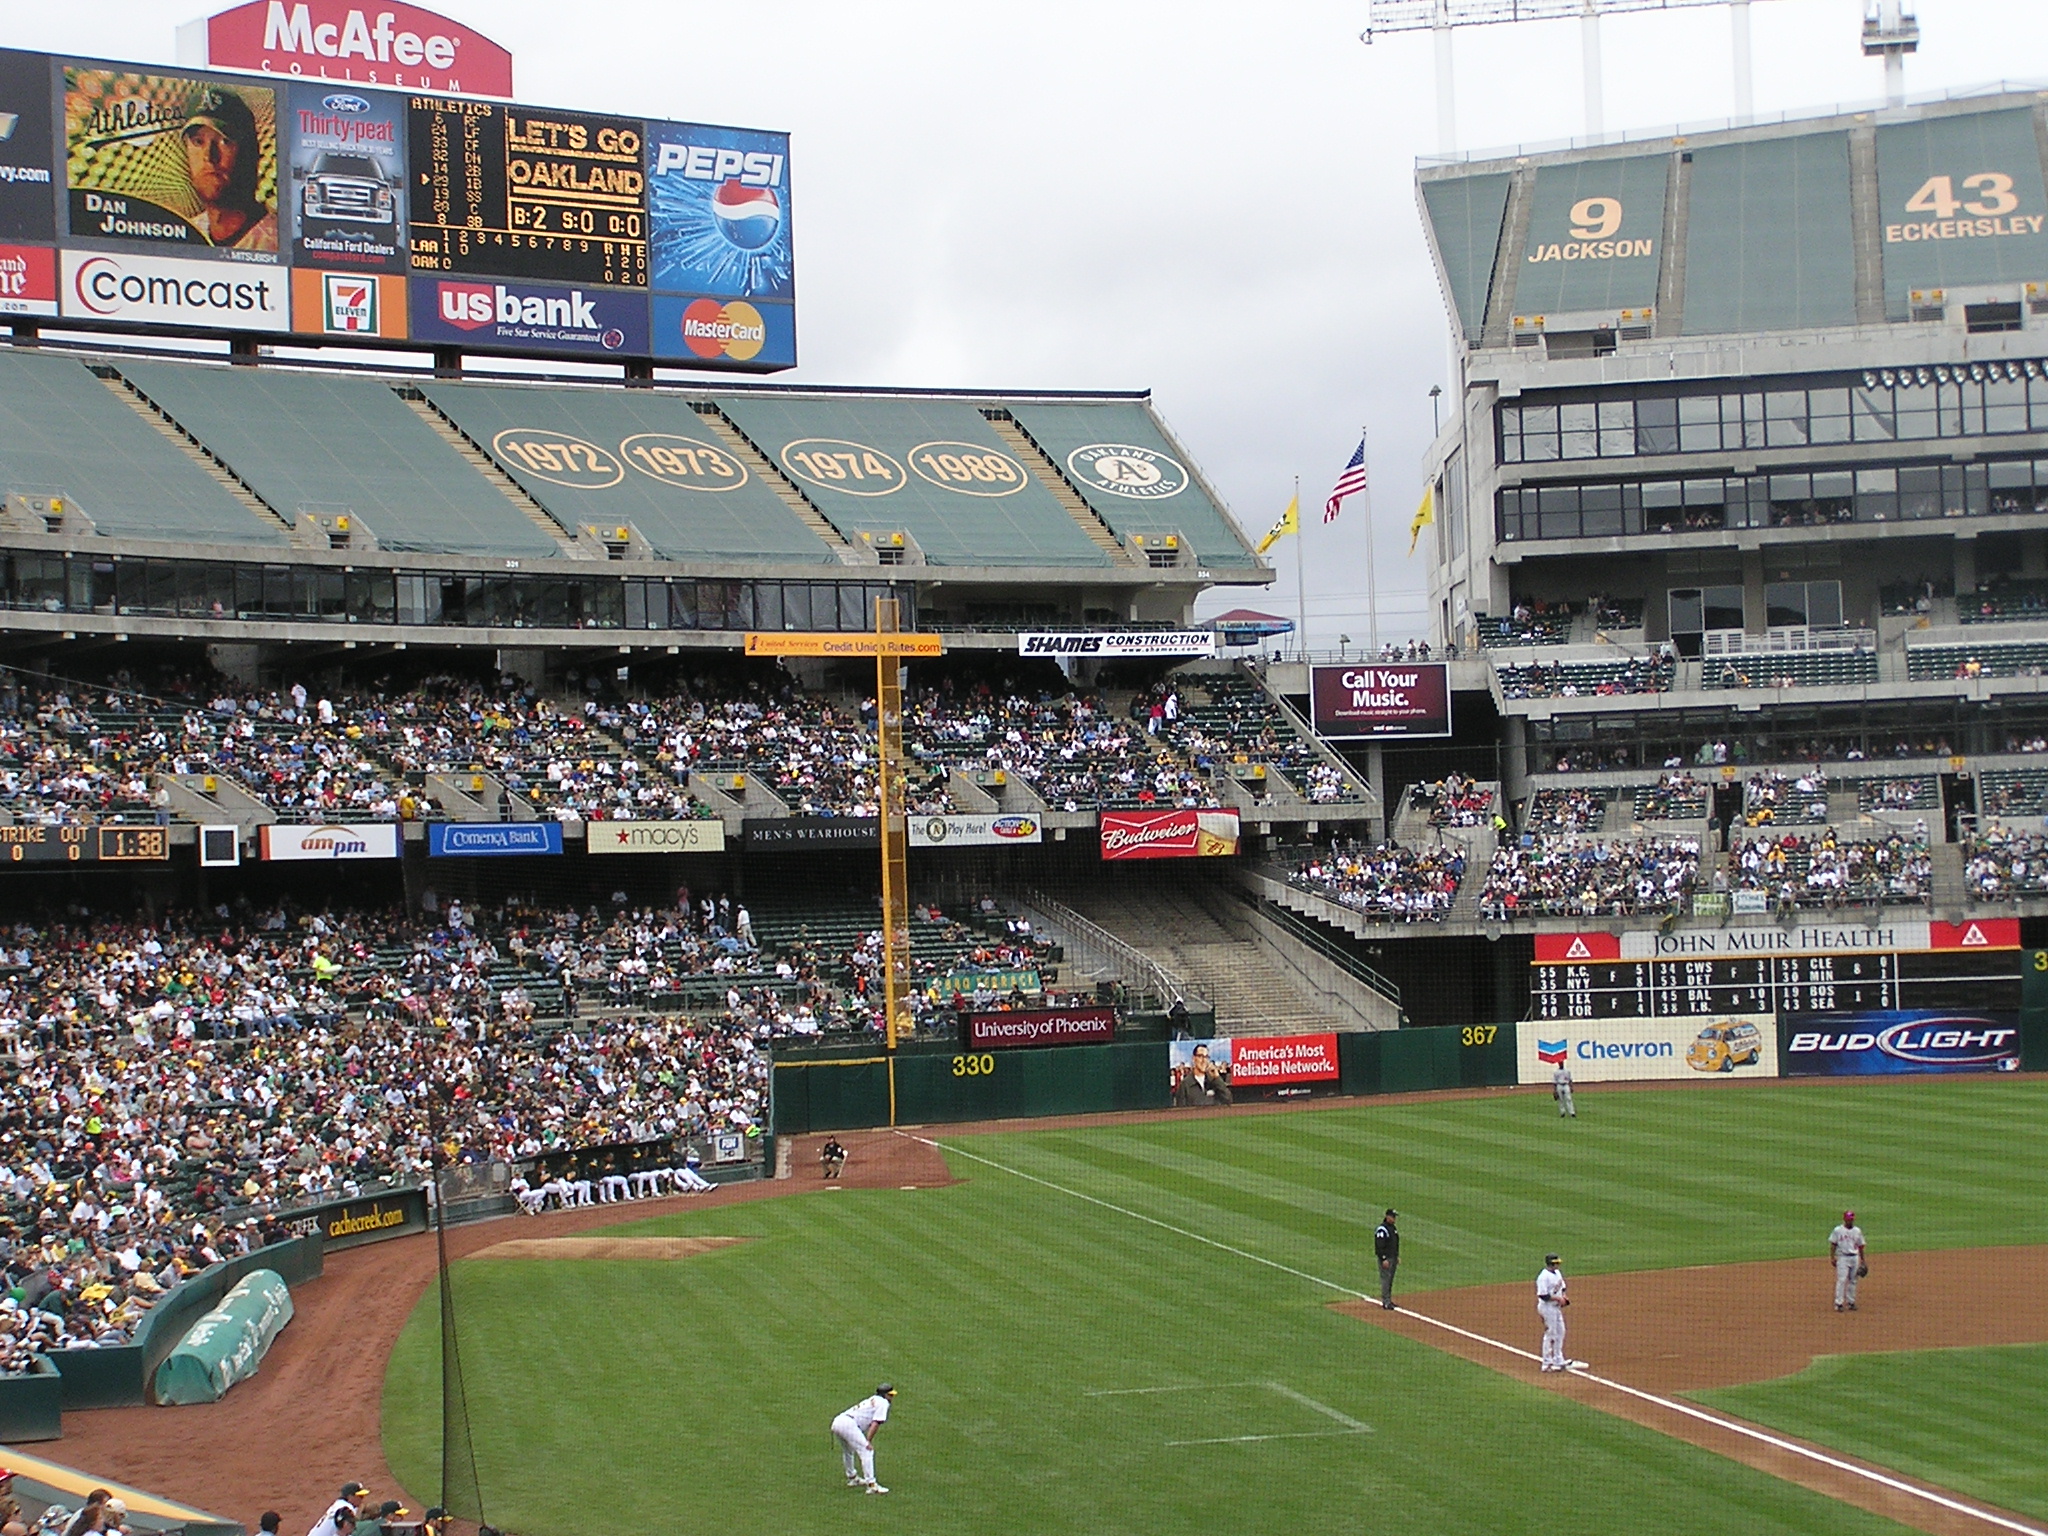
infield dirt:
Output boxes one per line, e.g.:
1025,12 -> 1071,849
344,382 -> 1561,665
44,1131 -> 948,1535
1341,1245 -> 2048,1536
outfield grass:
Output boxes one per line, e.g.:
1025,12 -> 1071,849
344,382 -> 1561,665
383,1080 -> 2045,1535
1696,1345 -> 2048,1522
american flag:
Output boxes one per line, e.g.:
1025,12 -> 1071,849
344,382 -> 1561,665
1324,436 -> 1368,523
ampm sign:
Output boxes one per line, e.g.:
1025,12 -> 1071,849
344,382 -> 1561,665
427,822 -> 564,857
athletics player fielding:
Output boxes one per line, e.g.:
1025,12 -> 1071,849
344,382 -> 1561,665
832,1383 -> 897,1493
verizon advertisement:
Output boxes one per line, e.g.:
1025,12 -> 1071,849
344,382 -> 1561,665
1099,808 -> 1241,861
964,1006 -> 1118,1049
188,2 -> 515,98
61,249 -> 288,329
260,822 -> 399,860
1309,663 -> 1452,739
1229,1032 -> 1340,1086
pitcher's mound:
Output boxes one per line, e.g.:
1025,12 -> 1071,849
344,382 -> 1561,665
470,1235 -> 748,1262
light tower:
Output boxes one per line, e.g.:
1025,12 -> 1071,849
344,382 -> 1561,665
1861,0 -> 1919,107
1363,0 -> 1777,152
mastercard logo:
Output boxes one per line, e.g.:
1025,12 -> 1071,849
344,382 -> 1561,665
679,298 -> 766,361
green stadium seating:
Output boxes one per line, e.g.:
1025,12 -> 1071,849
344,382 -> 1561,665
716,396 -> 1110,567
117,362 -> 561,558
419,382 -> 840,564
0,351 -> 286,546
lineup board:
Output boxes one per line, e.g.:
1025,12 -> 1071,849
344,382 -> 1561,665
1531,948 -> 2019,1019
407,99 -> 648,288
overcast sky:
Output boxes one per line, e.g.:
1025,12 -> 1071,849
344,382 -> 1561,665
19,2 -> 2048,648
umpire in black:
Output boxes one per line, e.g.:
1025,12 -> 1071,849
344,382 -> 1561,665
1374,1209 -> 1399,1310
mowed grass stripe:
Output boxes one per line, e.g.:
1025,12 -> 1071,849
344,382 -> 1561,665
381,1081 -> 2048,1536
1696,1345 -> 2048,1521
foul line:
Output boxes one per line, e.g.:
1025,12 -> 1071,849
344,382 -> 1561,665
913,1131 -> 2047,1536
1166,1429 -> 1365,1447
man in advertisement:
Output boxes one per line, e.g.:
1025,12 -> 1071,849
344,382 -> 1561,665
66,71 -> 280,254
181,87 -> 275,250
1172,1041 -> 1234,1106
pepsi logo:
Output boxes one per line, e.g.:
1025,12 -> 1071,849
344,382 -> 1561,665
322,93 -> 372,114
712,180 -> 782,252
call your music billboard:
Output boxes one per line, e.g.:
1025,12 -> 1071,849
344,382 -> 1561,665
1309,663 -> 1452,739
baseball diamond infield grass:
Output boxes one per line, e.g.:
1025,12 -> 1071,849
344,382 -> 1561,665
382,1079 -> 2045,1535
1695,1344 -> 2048,1522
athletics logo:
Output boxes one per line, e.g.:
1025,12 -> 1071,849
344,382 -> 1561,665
1066,442 -> 1189,501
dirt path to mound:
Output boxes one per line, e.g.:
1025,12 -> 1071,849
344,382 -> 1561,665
1339,1245 -> 2048,1536
41,1131 -> 949,1535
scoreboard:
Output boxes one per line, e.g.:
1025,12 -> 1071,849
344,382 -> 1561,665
407,99 -> 648,289
1531,948 -> 2018,1019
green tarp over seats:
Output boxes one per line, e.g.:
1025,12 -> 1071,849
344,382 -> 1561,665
151,1268 -> 293,1406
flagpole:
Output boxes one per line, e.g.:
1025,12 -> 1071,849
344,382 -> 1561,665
1292,475 -> 1307,662
1362,427 -> 1380,654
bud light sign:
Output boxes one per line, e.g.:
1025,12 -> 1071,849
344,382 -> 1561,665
1310,662 -> 1451,739
1783,1011 -> 2022,1076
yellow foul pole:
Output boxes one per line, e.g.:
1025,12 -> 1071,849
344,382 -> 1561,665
874,597 -> 912,1055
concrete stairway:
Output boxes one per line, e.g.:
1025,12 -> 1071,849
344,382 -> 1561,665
100,373 -> 292,533
1062,880 -> 1347,1036
398,392 -> 591,558
985,412 -> 1134,565
697,405 -> 858,559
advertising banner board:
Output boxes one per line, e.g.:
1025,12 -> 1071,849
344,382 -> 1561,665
927,968 -> 1041,1000
63,66 -> 282,258
260,822 -> 399,860
192,1 -> 515,98
907,813 -> 1041,848
427,821 -> 563,857
1538,920 -> 2018,964
745,817 -> 880,849
1099,808 -> 1240,861
646,119 -> 792,300
1517,1017 -> 1779,1083
0,50 -> 57,242
584,818 -> 727,855
279,1186 -> 429,1250
1781,1011 -> 2022,1076
1017,631 -> 1218,659
965,1007 -> 1117,1049
1228,1032 -> 1340,1086
284,80 -> 406,271
1309,663 -> 1452,738
61,248 -> 288,328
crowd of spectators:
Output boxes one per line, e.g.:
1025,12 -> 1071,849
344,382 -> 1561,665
1289,841 -> 1466,922
0,893 -> 804,1369
1479,836 -> 1700,920
1729,830 -> 1932,908
1632,772 -> 1707,820
1524,787 -> 1606,833
1409,773 -> 1494,828
1963,824 -> 2048,901
1496,656 -> 1671,700
1740,769 -> 1830,827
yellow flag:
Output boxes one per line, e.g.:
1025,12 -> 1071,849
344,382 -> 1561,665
1257,495 -> 1299,555
1408,484 -> 1435,556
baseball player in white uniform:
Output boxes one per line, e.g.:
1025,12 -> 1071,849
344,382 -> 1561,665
832,1383 -> 896,1493
1536,1254 -> 1582,1370
1828,1209 -> 1867,1311
1552,1064 -> 1576,1118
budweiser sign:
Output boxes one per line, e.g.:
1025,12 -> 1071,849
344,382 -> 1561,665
1098,808 -> 1241,861
184,2 -> 515,97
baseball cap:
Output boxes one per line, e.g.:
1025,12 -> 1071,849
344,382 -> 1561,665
183,87 -> 257,144
1544,1252 -> 1560,1263
341,1483 -> 369,1500
374,1503 -> 406,1519
1384,1208 -> 1397,1218
1843,1209 -> 1854,1222
876,1382 -> 897,1397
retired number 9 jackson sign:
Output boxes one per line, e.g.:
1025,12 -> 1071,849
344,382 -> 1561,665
1309,663 -> 1452,739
